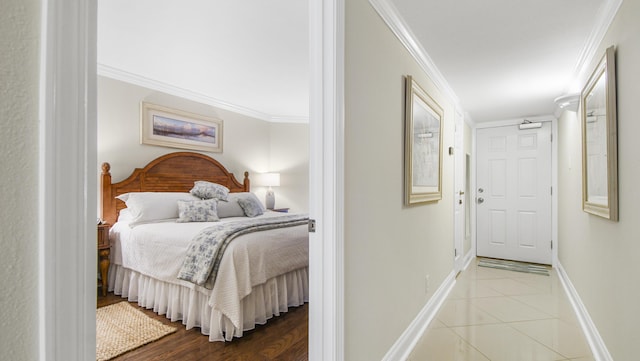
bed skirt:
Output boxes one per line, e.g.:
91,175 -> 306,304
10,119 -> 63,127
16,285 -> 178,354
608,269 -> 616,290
108,264 -> 309,341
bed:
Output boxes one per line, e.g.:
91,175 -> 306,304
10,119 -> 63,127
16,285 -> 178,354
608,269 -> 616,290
101,152 -> 309,341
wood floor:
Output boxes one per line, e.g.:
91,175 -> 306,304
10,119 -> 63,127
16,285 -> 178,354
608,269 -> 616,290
97,292 -> 308,361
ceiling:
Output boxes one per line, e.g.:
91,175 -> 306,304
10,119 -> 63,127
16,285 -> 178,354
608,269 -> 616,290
98,0 -> 610,124
98,0 -> 309,122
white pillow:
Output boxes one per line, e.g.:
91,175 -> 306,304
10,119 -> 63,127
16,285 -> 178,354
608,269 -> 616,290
116,192 -> 200,227
116,208 -> 133,222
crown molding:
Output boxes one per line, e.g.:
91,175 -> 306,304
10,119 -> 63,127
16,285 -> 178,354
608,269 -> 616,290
567,0 -> 623,93
97,63 -> 309,124
368,0 -> 463,115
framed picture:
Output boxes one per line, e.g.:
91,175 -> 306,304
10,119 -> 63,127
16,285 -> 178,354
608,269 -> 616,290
581,46 -> 618,220
141,102 -> 223,153
405,75 -> 444,204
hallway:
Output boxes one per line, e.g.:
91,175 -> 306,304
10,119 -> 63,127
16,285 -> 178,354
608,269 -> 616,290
408,259 -> 594,361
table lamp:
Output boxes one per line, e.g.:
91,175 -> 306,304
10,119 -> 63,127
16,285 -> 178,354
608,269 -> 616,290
262,173 -> 280,209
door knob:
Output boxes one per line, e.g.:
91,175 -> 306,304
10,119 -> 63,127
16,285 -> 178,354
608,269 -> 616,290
459,191 -> 465,196
477,197 -> 484,204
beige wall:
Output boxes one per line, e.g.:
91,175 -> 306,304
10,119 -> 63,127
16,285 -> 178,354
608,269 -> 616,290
269,123 -> 310,212
97,76 -> 309,213
345,0 -> 455,358
0,0 -> 40,359
557,1 -> 640,359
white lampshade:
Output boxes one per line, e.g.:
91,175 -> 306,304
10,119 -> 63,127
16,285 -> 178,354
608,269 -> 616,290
261,173 -> 280,187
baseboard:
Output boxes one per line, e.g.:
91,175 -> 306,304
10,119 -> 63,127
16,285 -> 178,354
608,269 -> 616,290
463,251 -> 475,270
381,270 -> 456,361
556,262 -> 613,361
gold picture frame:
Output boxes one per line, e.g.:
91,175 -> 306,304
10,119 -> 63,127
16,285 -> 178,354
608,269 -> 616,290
141,102 -> 223,153
581,46 -> 618,220
405,75 -> 444,204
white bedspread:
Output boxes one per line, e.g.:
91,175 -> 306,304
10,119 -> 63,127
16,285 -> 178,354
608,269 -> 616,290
109,212 -> 308,330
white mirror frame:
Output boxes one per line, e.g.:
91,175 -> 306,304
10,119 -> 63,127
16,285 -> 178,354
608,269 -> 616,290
581,46 -> 618,221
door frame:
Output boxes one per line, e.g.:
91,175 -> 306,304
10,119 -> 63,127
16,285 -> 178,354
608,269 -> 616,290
39,0 -> 97,359
453,111 -> 465,274
309,0 -> 345,360
473,116 -> 558,266
39,0 -> 344,360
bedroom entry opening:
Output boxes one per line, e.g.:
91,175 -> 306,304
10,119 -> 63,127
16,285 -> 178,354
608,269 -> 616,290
93,1 -> 320,359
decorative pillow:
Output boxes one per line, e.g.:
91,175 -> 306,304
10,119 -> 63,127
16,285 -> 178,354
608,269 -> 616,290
176,199 -> 220,223
237,196 -> 264,217
217,192 -> 265,218
116,192 -> 200,227
190,181 -> 229,201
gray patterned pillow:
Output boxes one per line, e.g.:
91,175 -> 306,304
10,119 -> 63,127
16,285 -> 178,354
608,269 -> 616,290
217,193 -> 265,218
176,199 -> 220,222
237,196 -> 264,217
190,181 -> 230,201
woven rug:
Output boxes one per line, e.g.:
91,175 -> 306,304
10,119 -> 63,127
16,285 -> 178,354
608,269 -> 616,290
96,302 -> 177,361
478,257 -> 550,276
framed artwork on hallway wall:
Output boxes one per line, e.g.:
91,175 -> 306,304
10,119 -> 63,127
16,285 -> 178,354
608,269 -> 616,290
581,46 -> 618,221
404,75 -> 443,205
141,102 -> 223,153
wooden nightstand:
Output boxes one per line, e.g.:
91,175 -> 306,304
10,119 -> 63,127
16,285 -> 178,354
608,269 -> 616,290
272,208 -> 290,213
97,223 -> 111,296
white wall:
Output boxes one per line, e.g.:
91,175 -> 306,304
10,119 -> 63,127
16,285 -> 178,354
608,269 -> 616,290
97,76 -> 309,213
0,0 -> 40,359
557,1 -> 640,359
344,0 -> 455,359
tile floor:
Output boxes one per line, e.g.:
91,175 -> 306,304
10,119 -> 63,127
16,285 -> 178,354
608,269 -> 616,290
408,259 -> 594,361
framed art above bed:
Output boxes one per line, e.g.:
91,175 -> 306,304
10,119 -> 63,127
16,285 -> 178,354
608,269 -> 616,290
141,102 -> 223,153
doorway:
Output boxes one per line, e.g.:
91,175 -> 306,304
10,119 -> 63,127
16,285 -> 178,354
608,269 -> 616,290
41,0 -> 342,360
476,122 -> 552,265
453,113 -> 465,274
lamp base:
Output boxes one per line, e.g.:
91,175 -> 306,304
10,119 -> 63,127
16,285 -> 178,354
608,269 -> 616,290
265,190 -> 275,210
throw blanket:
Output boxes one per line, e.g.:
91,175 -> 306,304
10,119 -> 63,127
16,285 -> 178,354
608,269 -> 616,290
178,214 -> 309,289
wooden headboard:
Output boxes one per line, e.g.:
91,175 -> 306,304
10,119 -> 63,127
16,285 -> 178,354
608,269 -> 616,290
101,152 -> 250,225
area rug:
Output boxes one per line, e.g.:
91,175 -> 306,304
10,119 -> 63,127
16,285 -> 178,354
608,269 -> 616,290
96,302 -> 177,361
477,257 -> 550,276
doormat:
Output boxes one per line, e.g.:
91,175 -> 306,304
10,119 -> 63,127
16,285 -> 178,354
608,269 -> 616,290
478,257 -> 550,276
96,301 -> 177,361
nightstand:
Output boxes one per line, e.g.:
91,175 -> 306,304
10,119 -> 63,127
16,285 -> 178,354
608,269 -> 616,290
272,208 -> 290,213
97,223 -> 111,296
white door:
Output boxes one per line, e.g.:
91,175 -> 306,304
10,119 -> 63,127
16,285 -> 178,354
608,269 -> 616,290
476,123 -> 552,265
454,115 -> 465,274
